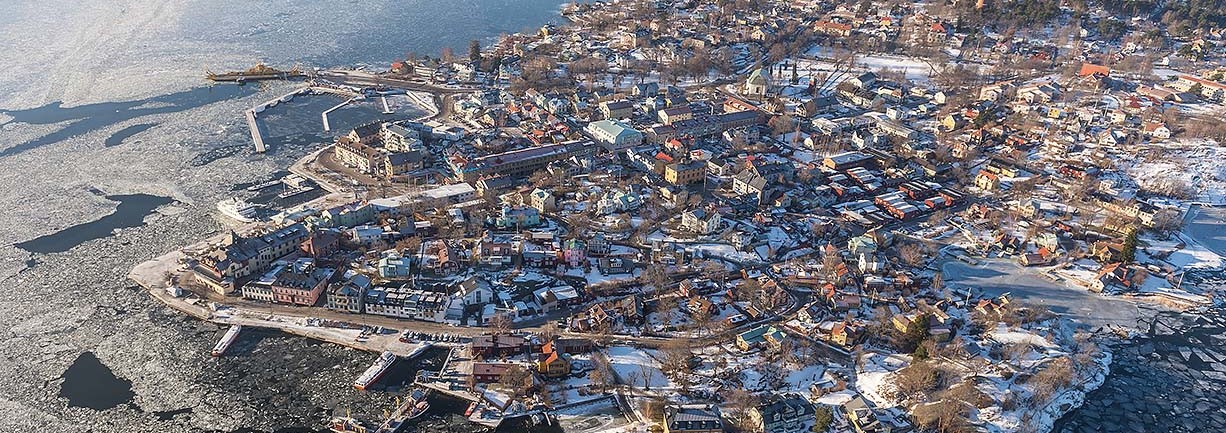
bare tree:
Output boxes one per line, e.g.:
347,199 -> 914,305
588,350 -> 614,391
489,312 -> 514,335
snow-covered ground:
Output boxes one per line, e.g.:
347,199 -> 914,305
941,259 -> 1146,330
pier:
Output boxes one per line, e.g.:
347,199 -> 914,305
246,110 -> 267,153
321,97 -> 358,132
381,96 -> 393,114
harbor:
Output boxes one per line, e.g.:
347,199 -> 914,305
241,80 -> 424,154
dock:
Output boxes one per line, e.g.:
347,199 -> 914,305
246,110 -> 267,153
322,98 -> 358,132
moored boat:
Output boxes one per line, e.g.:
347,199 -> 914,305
328,416 -> 369,433
354,351 -> 397,391
216,198 -> 260,223
211,325 -> 242,357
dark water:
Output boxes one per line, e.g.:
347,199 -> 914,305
1053,304 -> 1226,433
59,352 -> 135,410
15,193 -> 174,254
0,84 -> 255,158
104,123 -> 159,147
178,0 -> 569,67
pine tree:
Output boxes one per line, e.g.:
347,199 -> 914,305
1121,228 -> 1138,263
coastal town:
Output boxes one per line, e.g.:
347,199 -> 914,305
124,0 -> 1226,432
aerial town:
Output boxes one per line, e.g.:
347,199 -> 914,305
127,0 -> 1226,432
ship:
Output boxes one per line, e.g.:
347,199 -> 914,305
216,198 -> 260,223
211,325 -> 242,357
354,351 -> 398,391
404,388 -> 430,421
207,63 -> 306,82
245,179 -> 282,192
372,388 -> 431,433
328,416 -> 369,433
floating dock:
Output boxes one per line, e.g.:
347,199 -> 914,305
211,325 -> 242,357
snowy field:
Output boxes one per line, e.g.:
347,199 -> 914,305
940,259 -> 1148,330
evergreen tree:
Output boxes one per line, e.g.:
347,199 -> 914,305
1121,228 -> 1138,262
468,39 -> 482,63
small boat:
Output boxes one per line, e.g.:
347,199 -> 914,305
245,179 -> 282,192
328,416 -> 369,433
405,342 -> 433,360
280,94 -> 294,103
464,402 -> 477,417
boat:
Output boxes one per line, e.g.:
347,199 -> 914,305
216,198 -> 260,223
405,342 -> 433,360
404,388 -> 431,421
354,351 -> 397,391
328,416 -> 369,433
245,179 -> 282,192
277,186 -> 315,200
211,325 -> 242,357
280,94 -> 294,103
464,402 -> 477,417
207,63 -> 306,82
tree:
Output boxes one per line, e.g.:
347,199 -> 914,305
1121,228 -> 1138,262
1029,357 -> 1074,403
913,398 -> 968,433
893,360 -> 939,400
489,312 -> 514,335
654,295 -> 678,330
899,313 -> 930,352
498,364 -> 533,396
642,263 -> 671,292
812,405 -> 834,432
724,388 -> 760,431
469,39 -> 482,63
897,242 -> 928,268
660,340 -> 693,389
588,350 -> 614,391
1150,209 -> 1183,238
699,259 -> 727,288
638,361 -> 656,390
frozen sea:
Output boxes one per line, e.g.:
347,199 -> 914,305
0,1 -> 564,432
